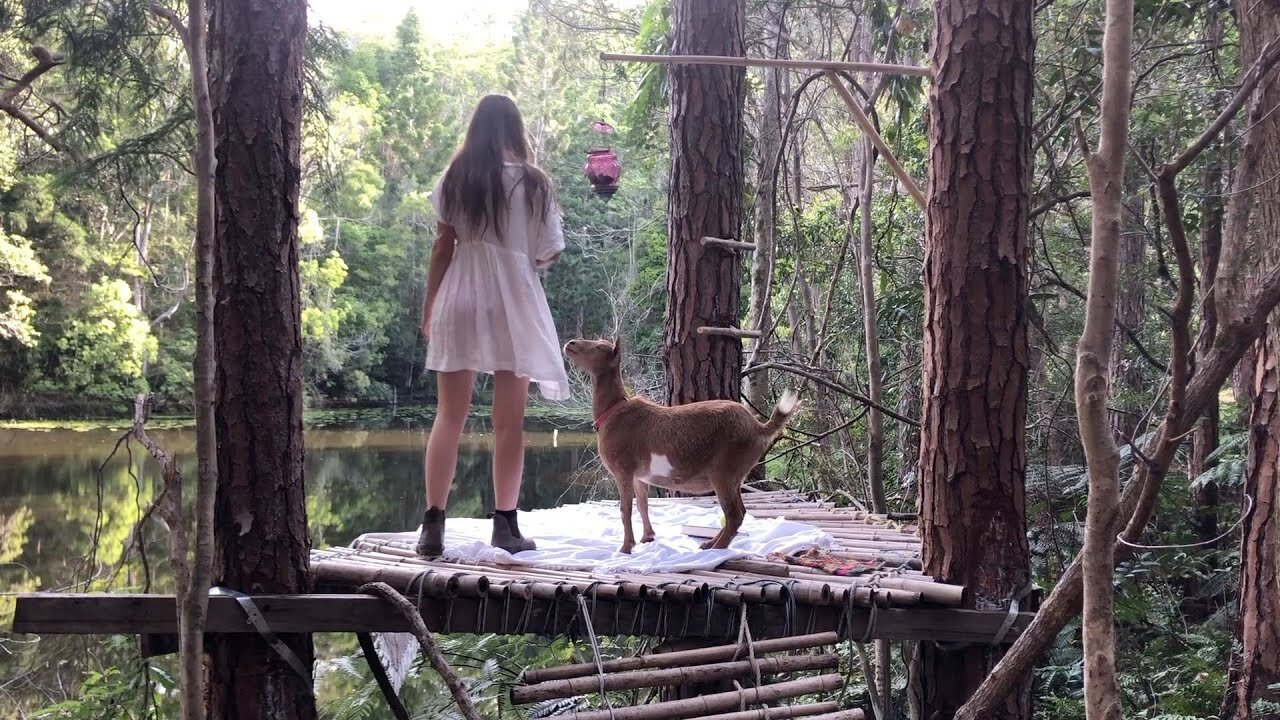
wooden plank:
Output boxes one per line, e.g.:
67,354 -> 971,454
12,592 -> 1035,644
13,593 -> 416,634
600,52 -> 932,77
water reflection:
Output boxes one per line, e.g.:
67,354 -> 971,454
0,414 -> 606,715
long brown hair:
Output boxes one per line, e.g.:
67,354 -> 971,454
440,94 -> 552,239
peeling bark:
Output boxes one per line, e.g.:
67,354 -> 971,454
1223,0 -> 1280,715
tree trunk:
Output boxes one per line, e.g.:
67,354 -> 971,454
663,0 -> 746,407
1110,189 -> 1145,440
1182,138 -> 1225,621
745,0 -> 787,415
1222,333 -> 1280,720
908,1 -> 1034,718
1076,0 -> 1135,717
859,139 -> 886,515
1223,1 -> 1280,715
207,0 -> 315,715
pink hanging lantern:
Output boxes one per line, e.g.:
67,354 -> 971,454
584,120 -> 621,200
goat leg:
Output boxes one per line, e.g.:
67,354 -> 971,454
703,479 -> 747,551
617,474 -> 636,554
633,479 -> 656,543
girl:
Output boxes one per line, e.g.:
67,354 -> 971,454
417,94 -> 570,557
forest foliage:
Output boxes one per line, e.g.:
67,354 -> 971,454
1,0 -> 1275,718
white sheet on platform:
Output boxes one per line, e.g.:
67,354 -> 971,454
356,501 -> 834,575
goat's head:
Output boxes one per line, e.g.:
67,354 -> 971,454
564,337 -> 621,377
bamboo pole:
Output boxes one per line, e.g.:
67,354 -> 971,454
687,709 -> 865,720
567,673 -> 845,720
823,72 -> 927,208
682,703 -> 842,720
522,632 -> 839,684
512,653 -> 837,704
600,51 -> 931,77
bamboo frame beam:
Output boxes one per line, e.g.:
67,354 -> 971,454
511,653 -> 837,704
824,72 -> 927,208
522,632 -> 839,684
685,703 -> 850,720
600,52 -> 932,78
568,674 -> 845,720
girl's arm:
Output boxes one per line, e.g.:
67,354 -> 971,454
422,221 -> 458,338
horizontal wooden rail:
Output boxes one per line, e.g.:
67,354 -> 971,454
601,52 -> 932,78
12,592 -> 1036,643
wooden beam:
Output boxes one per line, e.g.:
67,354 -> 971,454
601,52 -> 932,78
824,71 -> 927,209
701,236 -> 757,251
12,592 -> 1035,644
698,326 -> 763,339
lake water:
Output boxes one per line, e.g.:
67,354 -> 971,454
0,410 -> 608,716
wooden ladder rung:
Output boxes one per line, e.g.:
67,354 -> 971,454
700,236 -> 757,251
697,326 -> 762,339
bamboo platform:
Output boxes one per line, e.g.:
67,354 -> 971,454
306,491 -> 1034,643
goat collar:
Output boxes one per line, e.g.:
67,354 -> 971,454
593,399 -> 626,432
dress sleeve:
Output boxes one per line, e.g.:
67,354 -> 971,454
535,195 -> 565,269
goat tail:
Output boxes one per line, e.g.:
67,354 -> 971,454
761,389 -> 801,438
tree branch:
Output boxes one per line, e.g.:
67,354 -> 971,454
1167,35 -> 1280,175
359,582 -> 482,720
744,361 -> 921,427
0,46 -> 81,161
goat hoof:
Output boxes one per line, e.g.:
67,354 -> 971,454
619,543 -> 634,554
641,533 -> 655,543
699,539 -> 715,550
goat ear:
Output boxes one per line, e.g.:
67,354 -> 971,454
611,335 -> 622,358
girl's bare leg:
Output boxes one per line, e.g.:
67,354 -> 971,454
490,371 -> 531,511
424,370 -> 475,509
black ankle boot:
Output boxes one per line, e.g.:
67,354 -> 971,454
416,507 -> 445,557
492,509 -> 536,553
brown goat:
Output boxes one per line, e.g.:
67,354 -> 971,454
564,337 -> 800,553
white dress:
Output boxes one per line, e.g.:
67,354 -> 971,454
425,163 -> 572,401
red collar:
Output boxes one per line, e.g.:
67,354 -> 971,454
593,400 -> 626,431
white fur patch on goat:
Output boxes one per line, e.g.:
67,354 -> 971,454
638,453 -> 676,486
777,389 -> 799,415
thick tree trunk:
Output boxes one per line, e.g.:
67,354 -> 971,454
744,0 -> 787,415
663,0 -> 746,407
1222,333 -> 1280,720
1223,1 -> 1280,716
1191,154 -> 1223,523
908,1 -> 1034,718
207,0 -> 315,716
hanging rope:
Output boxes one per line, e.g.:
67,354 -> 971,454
576,593 -> 617,719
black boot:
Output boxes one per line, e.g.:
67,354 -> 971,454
416,506 -> 445,557
491,509 -> 536,553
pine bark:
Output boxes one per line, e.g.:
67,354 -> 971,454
663,0 -> 746,407
908,1 -> 1034,717
207,0 -> 315,716
1223,0 -> 1280,715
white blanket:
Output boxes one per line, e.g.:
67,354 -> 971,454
357,501 -> 834,576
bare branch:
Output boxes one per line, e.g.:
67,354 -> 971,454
1167,35 -> 1280,175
